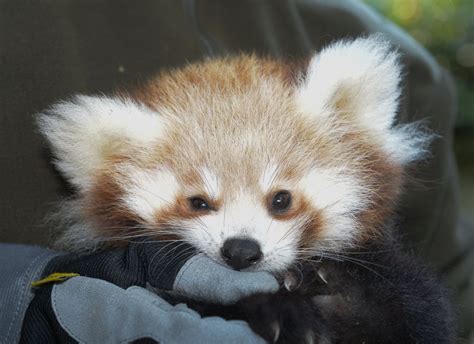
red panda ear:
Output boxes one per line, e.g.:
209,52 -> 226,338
297,35 -> 401,134
295,35 -> 430,164
38,95 -> 166,191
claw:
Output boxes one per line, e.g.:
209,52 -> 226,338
271,321 -> 280,343
317,268 -> 328,284
305,331 -> 315,344
284,271 -> 297,291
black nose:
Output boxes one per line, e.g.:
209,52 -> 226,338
221,238 -> 263,270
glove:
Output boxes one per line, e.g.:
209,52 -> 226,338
20,239 -> 278,343
22,275 -> 266,343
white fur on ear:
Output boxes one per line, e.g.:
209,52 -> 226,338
298,35 -> 401,131
38,95 -> 166,190
297,35 -> 429,164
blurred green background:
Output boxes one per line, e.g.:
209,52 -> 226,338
365,0 -> 474,220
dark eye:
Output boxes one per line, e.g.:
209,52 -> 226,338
189,197 -> 210,211
271,191 -> 292,213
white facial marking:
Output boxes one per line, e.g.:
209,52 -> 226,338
122,168 -> 179,222
300,168 -> 368,248
259,163 -> 279,193
200,167 -> 220,199
180,192 -> 301,272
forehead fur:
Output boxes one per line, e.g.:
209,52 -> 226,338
129,53 -> 401,197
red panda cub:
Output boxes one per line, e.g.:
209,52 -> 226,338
40,36 -> 454,343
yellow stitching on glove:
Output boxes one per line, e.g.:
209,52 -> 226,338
31,273 -> 80,287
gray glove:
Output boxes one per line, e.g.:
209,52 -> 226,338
51,276 -> 266,344
173,253 -> 279,305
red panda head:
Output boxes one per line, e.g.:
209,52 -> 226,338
40,36 -> 428,272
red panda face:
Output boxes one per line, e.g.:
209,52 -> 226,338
40,36 -> 428,272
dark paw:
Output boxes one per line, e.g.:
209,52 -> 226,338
235,291 -> 327,343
